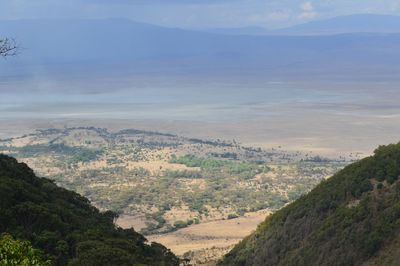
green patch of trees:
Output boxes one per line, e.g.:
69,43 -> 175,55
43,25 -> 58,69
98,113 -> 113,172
12,144 -> 102,165
170,154 -> 270,176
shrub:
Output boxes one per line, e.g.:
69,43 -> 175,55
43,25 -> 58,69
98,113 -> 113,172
0,234 -> 51,266
227,214 -> 239,220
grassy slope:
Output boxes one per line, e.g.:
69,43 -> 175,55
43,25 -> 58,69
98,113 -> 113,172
220,143 -> 400,266
0,154 -> 179,266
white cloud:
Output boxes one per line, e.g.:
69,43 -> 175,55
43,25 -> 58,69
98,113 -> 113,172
299,1 -> 317,19
301,2 -> 314,12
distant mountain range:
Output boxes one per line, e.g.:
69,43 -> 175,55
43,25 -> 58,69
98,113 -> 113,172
276,14 -> 400,35
1,14 -> 400,81
205,14 -> 400,36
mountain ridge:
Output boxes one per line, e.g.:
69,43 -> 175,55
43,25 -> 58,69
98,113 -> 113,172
202,14 -> 400,36
220,142 -> 400,265
275,14 -> 400,35
2,18 -> 400,81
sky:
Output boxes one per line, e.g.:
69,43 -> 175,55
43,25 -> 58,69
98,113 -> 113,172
1,0 -> 400,29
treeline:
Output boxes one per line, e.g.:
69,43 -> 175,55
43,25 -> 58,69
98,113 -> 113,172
8,143 -> 102,165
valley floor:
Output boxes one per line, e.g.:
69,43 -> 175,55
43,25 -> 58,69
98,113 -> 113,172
147,210 -> 271,265
0,124 -> 347,264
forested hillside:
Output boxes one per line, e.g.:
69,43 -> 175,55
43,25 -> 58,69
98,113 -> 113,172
0,154 -> 179,266
220,143 -> 400,266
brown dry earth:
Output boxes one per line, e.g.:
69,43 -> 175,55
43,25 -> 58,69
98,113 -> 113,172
146,210 -> 271,263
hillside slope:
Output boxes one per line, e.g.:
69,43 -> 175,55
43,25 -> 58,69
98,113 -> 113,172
0,154 -> 179,266
220,143 -> 400,266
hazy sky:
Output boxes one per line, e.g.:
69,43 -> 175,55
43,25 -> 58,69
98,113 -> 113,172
1,0 -> 400,28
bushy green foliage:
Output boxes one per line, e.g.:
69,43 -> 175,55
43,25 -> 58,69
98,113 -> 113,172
170,154 -> 270,175
173,220 -> 189,229
220,142 -> 400,266
170,154 -> 226,169
0,234 -> 51,266
0,155 -> 179,266
227,214 -> 239,220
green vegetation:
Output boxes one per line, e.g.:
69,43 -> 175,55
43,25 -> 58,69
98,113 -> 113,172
0,234 -> 51,266
170,154 -> 270,179
173,220 -> 190,229
227,214 -> 239,220
8,143 -> 102,165
170,154 -> 226,168
0,155 -> 179,265
220,143 -> 400,266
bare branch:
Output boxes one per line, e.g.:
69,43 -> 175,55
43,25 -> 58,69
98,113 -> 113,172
0,38 -> 17,57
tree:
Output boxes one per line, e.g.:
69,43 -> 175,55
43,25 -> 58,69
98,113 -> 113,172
0,234 -> 51,266
0,38 -> 17,57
